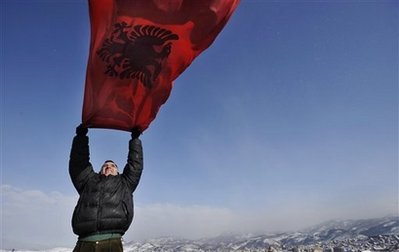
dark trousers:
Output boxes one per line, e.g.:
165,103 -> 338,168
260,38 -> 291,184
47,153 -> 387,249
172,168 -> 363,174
73,238 -> 123,252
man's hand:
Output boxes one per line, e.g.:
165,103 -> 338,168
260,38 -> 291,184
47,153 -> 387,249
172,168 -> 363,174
76,124 -> 88,136
131,127 -> 142,139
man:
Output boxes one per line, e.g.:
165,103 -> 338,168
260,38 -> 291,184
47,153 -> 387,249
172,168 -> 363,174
69,124 -> 143,252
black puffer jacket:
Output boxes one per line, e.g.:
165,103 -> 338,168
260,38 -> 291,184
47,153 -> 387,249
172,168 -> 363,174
69,133 -> 143,238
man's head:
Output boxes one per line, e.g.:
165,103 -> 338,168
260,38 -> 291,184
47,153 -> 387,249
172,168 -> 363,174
101,160 -> 118,176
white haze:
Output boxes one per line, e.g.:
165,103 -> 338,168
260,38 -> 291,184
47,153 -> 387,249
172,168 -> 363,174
1,185 -> 395,250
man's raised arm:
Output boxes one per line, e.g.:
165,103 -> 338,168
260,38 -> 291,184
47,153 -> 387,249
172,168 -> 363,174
122,128 -> 144,193
69,124 -> 92,193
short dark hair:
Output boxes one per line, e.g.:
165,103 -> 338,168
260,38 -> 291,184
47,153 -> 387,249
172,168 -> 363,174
103,160 -> 118,167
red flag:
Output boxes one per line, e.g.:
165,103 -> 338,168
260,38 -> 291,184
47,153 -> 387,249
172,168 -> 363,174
82,0 -> 240,132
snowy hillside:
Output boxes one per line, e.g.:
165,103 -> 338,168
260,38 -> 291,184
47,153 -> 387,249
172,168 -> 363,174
1,216 -> 398,252
123,216 -> 399,251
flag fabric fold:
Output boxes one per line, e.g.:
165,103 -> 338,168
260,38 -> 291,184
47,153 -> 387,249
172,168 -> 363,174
82,0 -> 240,132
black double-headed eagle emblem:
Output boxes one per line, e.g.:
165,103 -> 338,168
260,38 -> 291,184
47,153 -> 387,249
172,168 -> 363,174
97,22 -> 179,89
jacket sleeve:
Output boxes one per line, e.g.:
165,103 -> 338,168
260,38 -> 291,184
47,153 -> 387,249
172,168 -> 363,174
122,138 -> 144,193
69,134 -> 94,194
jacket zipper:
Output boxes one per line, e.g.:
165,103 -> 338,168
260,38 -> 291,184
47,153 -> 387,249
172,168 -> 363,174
97,179 -> 104,231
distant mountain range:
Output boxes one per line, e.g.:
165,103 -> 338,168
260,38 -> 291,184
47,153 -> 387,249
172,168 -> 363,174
1,216 -> 398,251
124,216 -> 398,251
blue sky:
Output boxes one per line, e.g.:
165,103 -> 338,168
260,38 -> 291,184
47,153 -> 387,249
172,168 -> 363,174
2,0 -> 398,250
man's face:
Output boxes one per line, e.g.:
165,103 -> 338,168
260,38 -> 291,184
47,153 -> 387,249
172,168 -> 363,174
101,161 -> 118,176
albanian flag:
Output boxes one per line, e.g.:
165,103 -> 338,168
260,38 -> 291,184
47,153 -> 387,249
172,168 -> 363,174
82,0 -> 240,132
